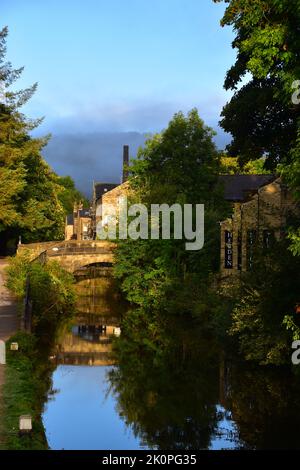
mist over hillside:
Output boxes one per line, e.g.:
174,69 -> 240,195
42,132 -> 148,198
42,128 -> 229,198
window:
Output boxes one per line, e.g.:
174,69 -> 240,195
247,230 -> 257,270
237,231 -> 242,270
225,230 -> 233,269
263,230 -> 274,249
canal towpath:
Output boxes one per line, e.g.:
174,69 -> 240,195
0,258 -> 19,446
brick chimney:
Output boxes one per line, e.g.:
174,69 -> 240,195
122,145 -> 129,183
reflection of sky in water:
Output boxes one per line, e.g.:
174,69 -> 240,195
210,405 -> 241,450
43,365 -> 242,450
43,366 -> 145,450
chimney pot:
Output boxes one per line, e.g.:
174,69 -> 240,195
122,145 -> 129,183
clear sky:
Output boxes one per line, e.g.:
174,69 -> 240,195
1,0 -> 235,192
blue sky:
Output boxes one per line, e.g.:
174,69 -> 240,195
1,0 -> 235,193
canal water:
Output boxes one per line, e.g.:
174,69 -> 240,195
42,277 -> 300,450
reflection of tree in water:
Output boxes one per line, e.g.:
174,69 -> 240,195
108,307 -> 300,449
225,364 -> 300,449
108,312 -> 224,450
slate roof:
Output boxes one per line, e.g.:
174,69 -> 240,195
78,209 -> 91,218
67,209 -> 91,224
219,174 -> 277,202
94,182 -> 119,202
92,175 -> 276,205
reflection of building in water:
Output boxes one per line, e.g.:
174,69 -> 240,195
52,277 -> 124,366
75,295 -> 122,316
55,320 -> 120,366
219,353 -> 230,408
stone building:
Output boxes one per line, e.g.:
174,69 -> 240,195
65,145 -> 130,240
92,145 -> 130,238
66,138 -> 298,278
219,175 -> 298,278
91,182 -> 119,238
65,214 -> 75,240
93,171 -> 298,274
65,202 -> 92,241
101,181 -> 131,229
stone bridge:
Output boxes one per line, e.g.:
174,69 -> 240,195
17,240 -> 116,273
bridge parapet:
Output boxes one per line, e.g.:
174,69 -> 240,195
18,240 -> 116,256
17,240 -> 116,273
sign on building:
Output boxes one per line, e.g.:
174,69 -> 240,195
225,230 -> 233,269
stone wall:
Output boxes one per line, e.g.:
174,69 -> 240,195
17,241 -> 62,260
220,178 -> 298,278
51,252 -> 115,273
17,240 -> 116,265
97,181 -> 131,233
65,224 -> 74,240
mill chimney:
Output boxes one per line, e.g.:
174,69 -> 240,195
122,145 -> 129,183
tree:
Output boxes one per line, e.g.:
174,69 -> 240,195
56,175 -> 89,215
0,166 -> 25,230
220,154 -> 270,174
229,238 -> 300,365
0,27 -> 66,252
214,1 -> 300,348
114,110 -> 230,314
109,314 -> 221,449
214,0 -> 300,169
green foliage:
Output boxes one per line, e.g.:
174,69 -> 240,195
243,158 -> 271,175
0,166 -> 26,229
214,0 -> 300,168
115,239 -> 175,310
229,239 -> 300,365
130,109 -> 222,203
56,175 -> 89,215
6,252 -> 76,337
279,130 -> 300,256
0,27 -> 85,250
110,306 -> 300,449
1,331 -> 54,449
0,26 -> 63,241
214,0 -> 300,365
2,255 -> 76,449
29,260 -> 76,338
114,110 -> 230,315
283,315 -> 300,342
220,155 -> 271,174
110,316 -> 221,449
224,363 -> 300,449
5,249 -> 32,298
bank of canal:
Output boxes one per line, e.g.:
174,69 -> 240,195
0,258 -> 19,448
41,276 -> 300,450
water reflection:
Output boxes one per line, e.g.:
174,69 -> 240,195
224,363 -> 300,449
50,278 -> 123,367
108,315 -> 245,450
44,365 -> 144,450
43,277 -> 300,450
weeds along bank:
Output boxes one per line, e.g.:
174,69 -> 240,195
1,252 -> 76,450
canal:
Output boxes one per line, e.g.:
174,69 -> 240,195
42,277 -> 300,450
